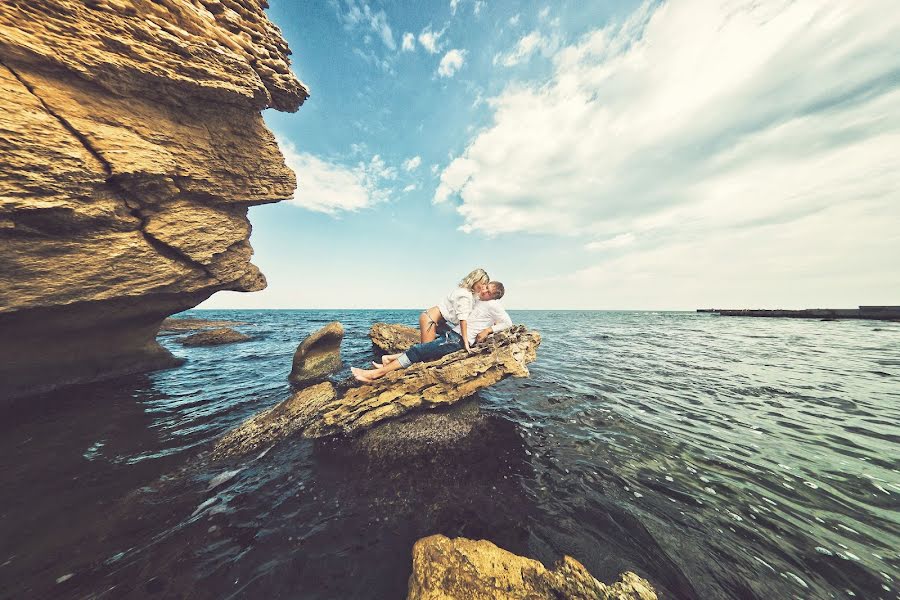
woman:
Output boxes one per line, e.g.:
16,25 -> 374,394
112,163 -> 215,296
418,268 -> 490,353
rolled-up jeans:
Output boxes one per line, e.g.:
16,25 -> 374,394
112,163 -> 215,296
397,330 -> 464,368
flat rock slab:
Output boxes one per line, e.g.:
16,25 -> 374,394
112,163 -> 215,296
160,318 -> 251,332
407,535 -> 658,600
178,327 -> 251,347
213,326 -> 540,459
289,321 -> 344,386
370,322 -> 420,354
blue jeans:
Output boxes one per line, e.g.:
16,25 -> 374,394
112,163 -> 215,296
397,330 -> 464,367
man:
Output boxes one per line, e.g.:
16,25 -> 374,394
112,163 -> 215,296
351,282 -> 511,382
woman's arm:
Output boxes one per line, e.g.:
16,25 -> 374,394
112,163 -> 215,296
460,319 -> 472,352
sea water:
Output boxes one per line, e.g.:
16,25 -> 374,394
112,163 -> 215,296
0,310 -> 897,598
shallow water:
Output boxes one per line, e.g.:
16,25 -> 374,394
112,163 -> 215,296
1,310 -> 898,599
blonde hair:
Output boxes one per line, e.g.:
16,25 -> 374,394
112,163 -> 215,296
459,268 -> 490,291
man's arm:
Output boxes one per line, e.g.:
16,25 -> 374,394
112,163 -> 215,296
475,302 -> 512,344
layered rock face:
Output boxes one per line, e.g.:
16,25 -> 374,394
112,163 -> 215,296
0,0 -> 308,400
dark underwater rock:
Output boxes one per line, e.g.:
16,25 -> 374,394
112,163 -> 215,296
178,327 -> 251,347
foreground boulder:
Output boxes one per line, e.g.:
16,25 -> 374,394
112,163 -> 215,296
370,322 -> 420,354
289,321 -> 344,386
213,326 -> 540,459
179,327 -> 251,347
407,535 -> 657,600
0,1 -> 308,400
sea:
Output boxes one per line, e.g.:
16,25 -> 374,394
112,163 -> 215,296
0,309 -> 897,599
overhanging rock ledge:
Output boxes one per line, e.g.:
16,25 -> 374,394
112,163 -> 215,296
0,0 -> 308,400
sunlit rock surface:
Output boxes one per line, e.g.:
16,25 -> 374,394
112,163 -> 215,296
407,535 -> 658,600
289,321 -> 344,386
0,0 -> 308,400
370,322 -> 420,354
213,326 -> 541,459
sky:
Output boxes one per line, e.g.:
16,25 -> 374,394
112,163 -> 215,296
200,0 -> 900,310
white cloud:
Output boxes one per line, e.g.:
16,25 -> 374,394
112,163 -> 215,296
278,137 -> 395,215
402,32 -> 415,51
435,0 -> 900,299
474,1 -> 484,16
450,0 -> 460,15
403,183 -> 417,192
585,233 -> 635,251
509,13 -> 520,26
538,7 -> 550,20
334,0 -> 395,50
438,49 -> 467,77
403,155 -> 422,171
418,25 -> 445,54
494,30 -> 552,66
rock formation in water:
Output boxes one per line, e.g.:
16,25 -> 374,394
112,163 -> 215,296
407,535 -> 658,600
159,317 -> 251,332
0,0 -> 308,400
213,326 -> 541,459
370,322 -> 421,354
289,321 -> 344,386
178,327 -> 250,346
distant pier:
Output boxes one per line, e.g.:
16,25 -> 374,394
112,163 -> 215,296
697,306 -> 900,321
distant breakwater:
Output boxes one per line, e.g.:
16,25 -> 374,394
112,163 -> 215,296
697,305 -> 900,321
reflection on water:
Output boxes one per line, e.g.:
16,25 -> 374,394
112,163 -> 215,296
0,310 -> 897,599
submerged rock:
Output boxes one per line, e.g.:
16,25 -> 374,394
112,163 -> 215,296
370,322 -> 420,354
289,321 -> 344,386
212,326 -> 540,459
178,327 -> 251,347
407,535 -> 657,600
159,318 -> 250,332
0,1 -> 308,400
354,399 -> 486,461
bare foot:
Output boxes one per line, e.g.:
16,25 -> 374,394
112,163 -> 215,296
351,367 -> 376,382
372,361 -> 382,368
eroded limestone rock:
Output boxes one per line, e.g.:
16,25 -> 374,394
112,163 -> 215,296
0,0 -> 308,399
289,321 -> 344,386
212,326 -> 541,459
370,322 -> 420,354
407,535 -> 658,600
179,327 -> 250,346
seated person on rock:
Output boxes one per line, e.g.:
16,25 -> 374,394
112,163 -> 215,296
352,282 -> 511,382
419,268 -> 491,352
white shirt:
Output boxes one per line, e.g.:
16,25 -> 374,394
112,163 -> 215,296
452,299 -> 512,345
437,287 -> 475,326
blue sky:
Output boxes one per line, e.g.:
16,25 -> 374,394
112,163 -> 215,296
202,0 -> 900,310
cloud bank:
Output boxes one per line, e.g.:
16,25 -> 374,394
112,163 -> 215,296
280,138 -> 396,215
435,0 -> 900,302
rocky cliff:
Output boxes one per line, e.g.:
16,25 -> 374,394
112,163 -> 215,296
0,0 -> 308,400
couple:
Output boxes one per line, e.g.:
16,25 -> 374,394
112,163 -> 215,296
351,268 -> 512,382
